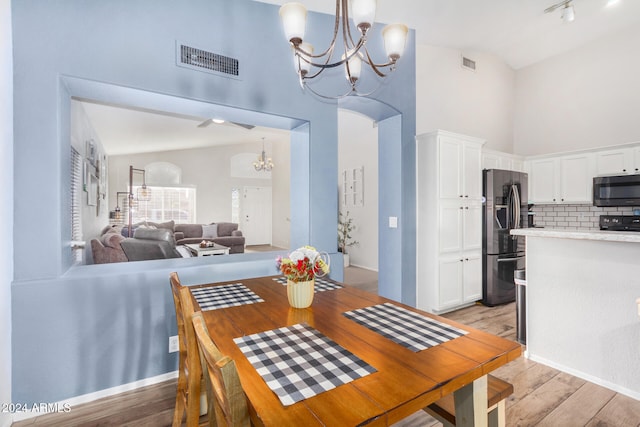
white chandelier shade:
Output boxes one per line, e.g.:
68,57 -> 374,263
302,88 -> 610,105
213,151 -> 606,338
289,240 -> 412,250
279,3 -> 307,44
350,0 -> 377,31
279,0 -> 408,99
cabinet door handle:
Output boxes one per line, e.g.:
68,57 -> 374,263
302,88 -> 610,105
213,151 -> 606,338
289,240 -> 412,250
459,206 -> 463,210
465,206 -> 469,209
460,259 -> 464,262
465,258 -> 469,261
623,169 -> 627,172
459,195 -> 463,198
465,195 -> 469,198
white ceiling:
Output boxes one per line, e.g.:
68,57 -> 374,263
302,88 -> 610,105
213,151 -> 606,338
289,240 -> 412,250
257,0 -> 640,69
80,100 -> 291,156
84,0 -> 640,156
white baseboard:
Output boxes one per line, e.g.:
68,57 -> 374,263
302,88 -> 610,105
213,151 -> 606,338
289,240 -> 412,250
12,371 -> 178,422
0,412 -> 11,427
348,263 -> 378,272
527,354 -> 640,401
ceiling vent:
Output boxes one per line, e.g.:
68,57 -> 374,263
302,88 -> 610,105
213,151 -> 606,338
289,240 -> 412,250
462,56 -> 477,72
177,42 -> 240,79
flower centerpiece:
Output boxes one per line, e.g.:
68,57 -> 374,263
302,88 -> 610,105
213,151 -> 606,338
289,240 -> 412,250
276,246 -> 329,308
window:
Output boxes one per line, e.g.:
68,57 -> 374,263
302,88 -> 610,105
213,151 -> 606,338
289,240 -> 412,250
231,188 -> 240,224
130,185 -> 196,224
70,147 -> 83,263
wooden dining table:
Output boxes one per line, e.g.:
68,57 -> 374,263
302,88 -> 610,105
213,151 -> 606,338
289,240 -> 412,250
190,276 -> 522,426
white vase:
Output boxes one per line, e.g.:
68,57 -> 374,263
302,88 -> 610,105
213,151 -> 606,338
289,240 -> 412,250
343,253 -> 350,268
287,278 -> 315,308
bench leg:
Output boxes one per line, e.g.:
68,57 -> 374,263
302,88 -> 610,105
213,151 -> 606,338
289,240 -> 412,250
453,375 -> 488,427
488,399 -> 506,427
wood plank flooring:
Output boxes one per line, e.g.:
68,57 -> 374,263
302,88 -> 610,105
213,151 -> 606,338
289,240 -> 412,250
13,268 -> 640,426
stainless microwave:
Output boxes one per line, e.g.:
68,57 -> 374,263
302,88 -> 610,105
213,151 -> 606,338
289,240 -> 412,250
593,174 -> 640,207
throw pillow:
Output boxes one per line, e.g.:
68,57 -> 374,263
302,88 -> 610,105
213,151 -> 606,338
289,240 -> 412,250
202,224 -> 218,239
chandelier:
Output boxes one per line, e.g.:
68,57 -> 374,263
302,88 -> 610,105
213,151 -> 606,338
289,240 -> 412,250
279,0 -> 408,99
254,138 -> 274,172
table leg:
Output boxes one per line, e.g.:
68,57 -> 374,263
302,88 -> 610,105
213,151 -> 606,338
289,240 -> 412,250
453,374 -> 488,427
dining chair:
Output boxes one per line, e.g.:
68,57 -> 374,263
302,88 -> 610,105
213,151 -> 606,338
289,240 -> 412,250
191,311 -> 251,427
169,272 -> 206,427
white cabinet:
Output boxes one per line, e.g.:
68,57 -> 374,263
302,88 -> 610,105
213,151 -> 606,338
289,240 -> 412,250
435,251 -> 481,310
482,149 -> 525,172
416,130 -> 485,314
527,154 -> 594,204
439,134 -> 482,200
439,199 -> 482,254
529,158 -> 557,203
560,154 -> 594,202
595,147 -> 640,176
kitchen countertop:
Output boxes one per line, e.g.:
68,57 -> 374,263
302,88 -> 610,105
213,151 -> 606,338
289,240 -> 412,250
510,227 -> 640,243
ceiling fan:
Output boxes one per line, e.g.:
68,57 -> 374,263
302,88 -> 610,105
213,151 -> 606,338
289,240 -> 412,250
197,118 -> 255,130
544,0 -> 575,22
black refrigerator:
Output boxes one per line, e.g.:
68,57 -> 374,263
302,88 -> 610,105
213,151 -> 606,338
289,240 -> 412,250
482,169 -> 528,306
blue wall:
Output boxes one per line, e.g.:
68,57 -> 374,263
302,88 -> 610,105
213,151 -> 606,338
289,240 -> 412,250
11,0 -> 415,403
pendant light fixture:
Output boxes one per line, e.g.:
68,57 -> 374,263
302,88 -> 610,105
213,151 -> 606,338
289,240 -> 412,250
127,165 -> 151,237
253,138 -> 274,172
279,0 -> 408,99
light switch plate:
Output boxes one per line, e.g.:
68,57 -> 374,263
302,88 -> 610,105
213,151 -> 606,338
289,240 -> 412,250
389,216 -> 398,228
169,335 -> 179,353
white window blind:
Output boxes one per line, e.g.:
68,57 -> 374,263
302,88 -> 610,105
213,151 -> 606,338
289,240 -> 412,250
130,185 -> 196,224
231,188 -> 240,224
70,147 -> 83,263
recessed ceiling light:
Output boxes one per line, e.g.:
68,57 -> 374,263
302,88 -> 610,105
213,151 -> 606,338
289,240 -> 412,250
606,0 -> 621,7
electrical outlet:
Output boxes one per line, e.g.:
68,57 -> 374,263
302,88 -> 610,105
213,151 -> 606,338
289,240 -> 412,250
169,335 -> 179,353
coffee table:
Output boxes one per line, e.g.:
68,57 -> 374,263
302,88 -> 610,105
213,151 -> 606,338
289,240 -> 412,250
184,243 -> 230,256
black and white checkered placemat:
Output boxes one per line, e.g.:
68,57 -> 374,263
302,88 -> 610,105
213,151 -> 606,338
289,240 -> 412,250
342,303 -> 468,352
272,276 -> 343,292
190,283 -> 264,311
233,323 -> 376,406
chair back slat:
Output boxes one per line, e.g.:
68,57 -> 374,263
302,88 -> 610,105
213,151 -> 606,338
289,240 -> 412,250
169,272 -> 204,427
192,311 -> 250,427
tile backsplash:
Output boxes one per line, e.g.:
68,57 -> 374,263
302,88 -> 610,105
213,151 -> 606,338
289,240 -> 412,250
530,204 -> 638,230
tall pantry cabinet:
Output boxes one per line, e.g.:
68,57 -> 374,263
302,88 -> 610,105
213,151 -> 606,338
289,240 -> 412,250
416,130 -> 485,314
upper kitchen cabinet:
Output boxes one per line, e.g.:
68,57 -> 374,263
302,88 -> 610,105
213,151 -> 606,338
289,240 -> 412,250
595,146 -> 640,176
437,131 -> 484,200
527,153 -> 594,204
529,158 -> 557,203
482,149 -> 525,172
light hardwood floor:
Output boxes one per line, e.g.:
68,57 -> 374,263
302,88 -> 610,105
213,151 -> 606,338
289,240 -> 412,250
13,268 -> 640,426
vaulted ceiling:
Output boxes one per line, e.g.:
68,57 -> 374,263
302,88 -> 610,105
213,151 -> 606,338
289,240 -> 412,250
84,1 -> 640,155
256,0 -> 640,69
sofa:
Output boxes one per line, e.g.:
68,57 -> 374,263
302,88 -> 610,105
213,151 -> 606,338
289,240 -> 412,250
120,228 -> 181,261
174,222 -> 245,254
91,225 -> 181,264
91,221 -> 245,264
91,227 -> 129,264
